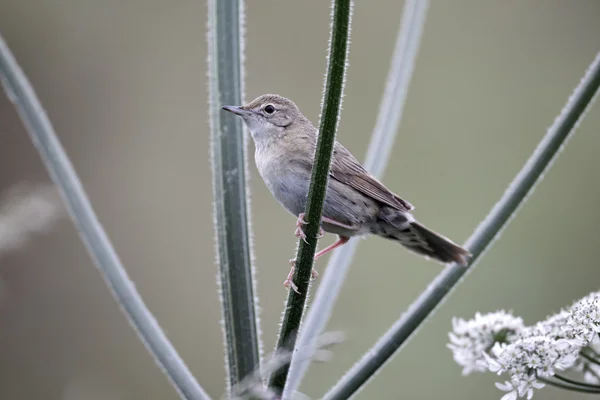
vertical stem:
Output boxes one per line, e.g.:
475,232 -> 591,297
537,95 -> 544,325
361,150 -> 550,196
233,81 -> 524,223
0,35 -> 210,400
207,0 -> 262,393
282,1 -> 430,397
324,51 -> 600,400
268,0 -> 354,393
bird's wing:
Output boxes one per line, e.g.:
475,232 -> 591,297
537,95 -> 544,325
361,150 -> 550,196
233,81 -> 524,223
329,141 -> 414,212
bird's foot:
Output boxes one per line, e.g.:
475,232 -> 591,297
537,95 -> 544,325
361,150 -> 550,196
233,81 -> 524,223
311,268 -> 319,281
294,226 -> 308,244
284,260 -> 320,293
294,213 -> 325,243
296,213 -> 307,226
316,228 -> 325,239
283,266 -> 300,294
294,213 -> 308,243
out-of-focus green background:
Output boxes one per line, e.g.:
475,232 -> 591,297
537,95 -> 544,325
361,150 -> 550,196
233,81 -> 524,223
1,1 -> 599,399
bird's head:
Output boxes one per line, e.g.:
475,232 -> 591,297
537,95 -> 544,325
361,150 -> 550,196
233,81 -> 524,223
222,94 -> 303,143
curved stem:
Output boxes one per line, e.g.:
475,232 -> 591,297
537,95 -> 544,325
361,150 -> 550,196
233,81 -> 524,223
268,0 -> 354,394
324,51 -> 600,400
0,35 -> 210,400
540,377 -> 600,394
554,373 -> 600,389
584,364 -> 600,381
282,1 -> 430,398
582,351 -> 600,366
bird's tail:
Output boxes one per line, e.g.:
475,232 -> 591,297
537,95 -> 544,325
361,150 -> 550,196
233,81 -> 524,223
386,220 -> 471,266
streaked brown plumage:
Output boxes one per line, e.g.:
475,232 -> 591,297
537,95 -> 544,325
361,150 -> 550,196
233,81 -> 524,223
223,94 -> 470,291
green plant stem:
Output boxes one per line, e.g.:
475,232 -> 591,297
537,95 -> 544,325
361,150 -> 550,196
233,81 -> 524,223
207,0 -> 262,393
324,52 -> 600,400
584,345 -> 600,357
581,351 -> 600,366
281,0 -> 429,397
540,377 -> 600,394
589,346 -> 600,356
268,0 -> 353,393
0,35 -> 210,400
584,364 -> 600,381
554,374 -> 600,389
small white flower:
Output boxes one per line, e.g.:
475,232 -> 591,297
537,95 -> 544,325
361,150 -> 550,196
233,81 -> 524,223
496,380 -> 518,400
517,375 -> 545,400
447,311 -> 524,375
490,335 -> 577,383
569,292 -> 600,341
484,351 -> 503,374
554,351 -> 577,371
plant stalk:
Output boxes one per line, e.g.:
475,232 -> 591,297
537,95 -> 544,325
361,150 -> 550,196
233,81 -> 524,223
207,0 -> 262,393
554,374 -> 600,389
282,0 -> 430,397
0,35 -> 210,400
268,0 -> 354,393
541,377 -> 600,394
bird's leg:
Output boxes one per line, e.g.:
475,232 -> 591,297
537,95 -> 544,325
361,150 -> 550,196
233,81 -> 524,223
295,213 -> 355,243
310,236 -> 350,282
294,213 -> 325,243
320,216 -> 358,231
314,236 -> 350,259
287,214 -> 357,292
285,235 -> 351,292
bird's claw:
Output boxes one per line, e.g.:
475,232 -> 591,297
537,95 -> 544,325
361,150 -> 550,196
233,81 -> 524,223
286,259 -> 319,285
295,226 -> 309,244
295,227 -> 325,243
294,213 -> 325,243
311,269 -> 319,281
284,267 -> 301,294
296,213 -> 308,226
316,227 -> 325,239
287,213 -> 323,291
294,213 -> 309,243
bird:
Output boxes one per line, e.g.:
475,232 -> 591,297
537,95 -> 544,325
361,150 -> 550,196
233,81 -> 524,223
222,94 -> 471,293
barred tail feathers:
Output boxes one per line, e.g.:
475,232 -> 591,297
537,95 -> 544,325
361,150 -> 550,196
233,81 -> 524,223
383,218 -> 471,266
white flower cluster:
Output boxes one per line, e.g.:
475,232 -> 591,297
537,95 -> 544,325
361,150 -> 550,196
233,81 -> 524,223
448,291 -> 600,400
448,311 -> 524,375
487,335 -> 579,400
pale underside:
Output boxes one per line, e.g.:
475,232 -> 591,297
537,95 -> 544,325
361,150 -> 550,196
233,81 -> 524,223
255,137 -> 414,238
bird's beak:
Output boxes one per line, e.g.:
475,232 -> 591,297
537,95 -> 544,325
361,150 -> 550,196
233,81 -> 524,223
222,105 -> 252,116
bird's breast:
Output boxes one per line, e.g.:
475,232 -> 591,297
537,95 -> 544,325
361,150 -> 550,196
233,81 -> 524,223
255,148 -> 311,216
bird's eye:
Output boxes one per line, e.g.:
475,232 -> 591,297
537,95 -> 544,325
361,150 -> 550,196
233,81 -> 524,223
264,104 -> 275,114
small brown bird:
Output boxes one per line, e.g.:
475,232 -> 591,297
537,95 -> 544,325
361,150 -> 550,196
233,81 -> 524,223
223,94 -> 470,292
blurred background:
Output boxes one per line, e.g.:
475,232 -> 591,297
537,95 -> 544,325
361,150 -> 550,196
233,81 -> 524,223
1,1 -> 599,399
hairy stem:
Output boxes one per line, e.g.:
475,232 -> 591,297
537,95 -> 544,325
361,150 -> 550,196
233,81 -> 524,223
282,0 -> 430,397
0,35 -> 210,400
207,0 -> 262,393
268,0 -> 354,393
324,51 -> 600,400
